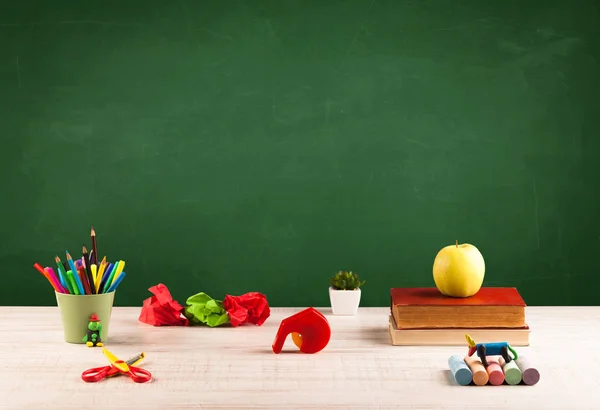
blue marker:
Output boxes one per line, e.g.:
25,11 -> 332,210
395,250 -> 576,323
66,251 -> 85,295
106,272 -> 126,293
99,263 -> 114,293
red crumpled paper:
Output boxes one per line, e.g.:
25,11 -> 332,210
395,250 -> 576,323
223,292 -> 270,327
139,283 -> 189,326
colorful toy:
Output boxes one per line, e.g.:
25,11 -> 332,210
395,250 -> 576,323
82,314 -> 104,347
81,348 -> 152,383
446,335 -> 539,386
465,334 -> 518,367
272,307 -> 331,354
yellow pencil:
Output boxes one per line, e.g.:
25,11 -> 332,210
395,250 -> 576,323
97,256 -> 107,278
111,260 -> 125,285
94,257 -> 107,293
91,264 -> 98,287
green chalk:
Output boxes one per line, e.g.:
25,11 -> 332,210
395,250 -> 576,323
501,358 -> 522,385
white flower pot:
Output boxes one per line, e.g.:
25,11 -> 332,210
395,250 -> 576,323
329,287 -> 361,315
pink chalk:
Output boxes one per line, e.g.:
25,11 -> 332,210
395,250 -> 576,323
486,357 -> 505,386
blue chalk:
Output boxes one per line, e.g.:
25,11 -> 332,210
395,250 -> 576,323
448,355 -> 472,386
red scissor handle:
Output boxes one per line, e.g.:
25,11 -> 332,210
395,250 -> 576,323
81,365 -> 152,383
125,366 -> 152,383
81,365 -> 114,382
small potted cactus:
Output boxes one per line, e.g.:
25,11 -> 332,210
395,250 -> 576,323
328,271 -> 365,315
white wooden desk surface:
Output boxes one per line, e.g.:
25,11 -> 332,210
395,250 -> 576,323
1,307 -> 599,409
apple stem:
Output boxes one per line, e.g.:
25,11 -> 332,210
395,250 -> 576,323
456,240 -> 458,247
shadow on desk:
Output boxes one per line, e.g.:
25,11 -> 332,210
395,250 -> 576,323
355,326 -> 391,346
442,370 -> 455,386
332,326 -> 390,346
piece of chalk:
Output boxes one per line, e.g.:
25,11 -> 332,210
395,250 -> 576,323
463,356 -> 489,386
448,355 -> 472,386
499,357 -> 522,385
486,357 -> 505,386
515,357 -> 540,386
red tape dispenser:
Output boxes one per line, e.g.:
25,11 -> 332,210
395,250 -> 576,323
272,307 -> 331,354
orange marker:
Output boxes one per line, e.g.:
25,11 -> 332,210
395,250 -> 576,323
33,263 -> 59,292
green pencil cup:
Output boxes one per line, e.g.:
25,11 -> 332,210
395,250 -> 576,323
55,291 -> 115,344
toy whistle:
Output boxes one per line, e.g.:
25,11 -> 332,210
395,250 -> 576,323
272,307 -> 331,354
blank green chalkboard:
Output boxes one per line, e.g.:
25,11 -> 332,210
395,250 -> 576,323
1,0 -> 599,307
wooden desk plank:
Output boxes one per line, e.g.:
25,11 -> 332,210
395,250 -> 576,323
0,307 -> 599,409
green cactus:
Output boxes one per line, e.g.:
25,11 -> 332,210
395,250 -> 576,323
329,271 -> 365,290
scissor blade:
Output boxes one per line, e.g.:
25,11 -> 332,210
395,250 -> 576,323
102,348 -> 129,372
126,352 -> 145,367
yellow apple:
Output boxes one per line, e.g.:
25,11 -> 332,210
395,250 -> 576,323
433,241 -> 485,297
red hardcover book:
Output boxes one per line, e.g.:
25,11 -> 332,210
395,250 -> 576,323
390,287 -> 526,329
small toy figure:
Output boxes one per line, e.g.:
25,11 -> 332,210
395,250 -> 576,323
83,314 -> 104,347
465,334 -> 518,367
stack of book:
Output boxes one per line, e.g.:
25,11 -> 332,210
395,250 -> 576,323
388,287 -> 530,346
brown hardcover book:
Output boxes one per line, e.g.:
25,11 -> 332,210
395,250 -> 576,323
388,316 -> 530,346
390,287 -> 526,329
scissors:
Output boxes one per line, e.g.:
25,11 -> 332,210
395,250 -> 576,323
81,348 -> 152,383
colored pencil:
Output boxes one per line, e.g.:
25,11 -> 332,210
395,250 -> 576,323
78,266 -> 91,294
66,270 -> 80,295
106,272 -> 126,293
66,251 -> 85,295
54,256 -> 69,292
91,226 -> 98,265
37,226 -> 128,297
96,257 -> 107,293
97,256 -> 107,278
82,246 -> 96,294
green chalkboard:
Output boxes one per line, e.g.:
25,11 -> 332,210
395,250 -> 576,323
1,0 -> 599,308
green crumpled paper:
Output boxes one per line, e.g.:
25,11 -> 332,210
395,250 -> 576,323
183,292 -> 230,327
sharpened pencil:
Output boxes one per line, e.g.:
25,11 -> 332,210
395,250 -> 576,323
54,256 -> 69,292
82,245 -> 96,294
66,251 -> 85,295
78,266 -> 91,294
91,226 -> 98,265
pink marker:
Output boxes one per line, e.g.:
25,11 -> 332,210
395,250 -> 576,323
45,267 -> 67,294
